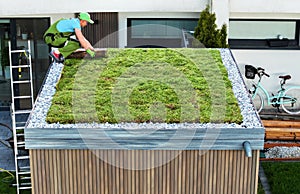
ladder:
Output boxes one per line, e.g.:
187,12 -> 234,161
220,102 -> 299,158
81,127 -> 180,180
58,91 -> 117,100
8,40 -> 33,194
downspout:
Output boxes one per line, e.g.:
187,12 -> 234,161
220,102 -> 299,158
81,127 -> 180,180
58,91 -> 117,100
243,141 -> 252,157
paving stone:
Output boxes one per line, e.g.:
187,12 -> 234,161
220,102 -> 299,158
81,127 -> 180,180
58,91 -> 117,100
0,111 -> 15,171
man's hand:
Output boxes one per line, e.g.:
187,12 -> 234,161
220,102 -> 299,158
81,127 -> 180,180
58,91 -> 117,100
86,49 -> 95,58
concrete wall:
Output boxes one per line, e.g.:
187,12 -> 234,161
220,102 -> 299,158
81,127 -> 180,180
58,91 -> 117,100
2,0 -> 300,22
2,0 -> 300,82
230,0 -> 300,19
211,0 -> 229,28
118,12 -> 200,48
232,49 -> 300,92
230,0 -> 300,14
0,0 -> 207,49
0,0 -> 207,16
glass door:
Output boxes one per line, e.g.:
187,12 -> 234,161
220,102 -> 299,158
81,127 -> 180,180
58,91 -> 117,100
0,19 -> 11,109
0,18 -> 50,110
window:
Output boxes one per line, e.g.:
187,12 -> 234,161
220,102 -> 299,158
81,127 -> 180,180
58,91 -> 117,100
229,19 -> 300,49
127,18 -> 198,48
0,18 -> 50,109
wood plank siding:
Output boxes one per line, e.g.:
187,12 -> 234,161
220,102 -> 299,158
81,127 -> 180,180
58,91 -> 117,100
81,12 -> 119,48
30,149 -> 260,194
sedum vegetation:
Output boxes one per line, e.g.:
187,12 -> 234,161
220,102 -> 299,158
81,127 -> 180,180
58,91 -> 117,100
46,48 -> 243,124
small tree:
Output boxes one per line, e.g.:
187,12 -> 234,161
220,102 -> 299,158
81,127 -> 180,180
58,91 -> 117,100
194,5 -> 228,48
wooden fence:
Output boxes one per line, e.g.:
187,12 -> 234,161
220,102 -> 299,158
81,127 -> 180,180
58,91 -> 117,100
30,149 -> 259,194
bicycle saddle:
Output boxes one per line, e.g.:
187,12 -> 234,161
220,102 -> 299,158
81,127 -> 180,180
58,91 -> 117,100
279,75 -> 291,80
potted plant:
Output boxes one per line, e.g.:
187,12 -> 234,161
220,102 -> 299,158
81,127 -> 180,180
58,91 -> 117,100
1,46 -> 10,79
21,26 -> 28,40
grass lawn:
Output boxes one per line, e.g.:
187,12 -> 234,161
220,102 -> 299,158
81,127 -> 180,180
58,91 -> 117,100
0,171 -> 16,194
0,171 -> 31,194
257,178 -> 265,194
261,162 -> 300,194
47,48 -> 243,124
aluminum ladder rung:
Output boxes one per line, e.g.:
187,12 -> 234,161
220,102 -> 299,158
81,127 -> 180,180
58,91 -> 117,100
19,186 -> 32,190
10,49 -> 28,53
17,142 -> 25,148
16,133 -> 25,137
13,80 -> 31,84
16,121 -> 27,125
19,166 -> 30,170
18,171 -> 31,175
13,95 -> 32,99
17,155 -> 30,160
16,127 -> 25,130
11,65 -> 30,68
20,183 -> 31,186
21,176 -> 31,180
14,110 -> 32,114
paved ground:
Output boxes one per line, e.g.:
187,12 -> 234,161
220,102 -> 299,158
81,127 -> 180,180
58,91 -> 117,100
0,111 -> 29,171
0,111 -> 15,171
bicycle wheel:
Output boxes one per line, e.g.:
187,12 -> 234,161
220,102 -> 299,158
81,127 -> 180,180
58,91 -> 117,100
282,87 -> 300,115
251,91 -> 264,113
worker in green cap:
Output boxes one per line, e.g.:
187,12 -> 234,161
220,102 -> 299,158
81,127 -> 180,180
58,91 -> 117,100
44,12 -> 95,63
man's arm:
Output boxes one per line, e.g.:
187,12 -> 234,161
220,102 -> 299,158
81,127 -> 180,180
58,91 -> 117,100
74,28 -> 94,51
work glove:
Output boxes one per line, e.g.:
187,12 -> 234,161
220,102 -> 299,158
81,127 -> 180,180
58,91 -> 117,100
86,49 -> 95,58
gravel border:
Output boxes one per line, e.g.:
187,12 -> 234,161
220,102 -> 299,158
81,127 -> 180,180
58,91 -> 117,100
265,146 -> 300,158
27,49 -> 262,129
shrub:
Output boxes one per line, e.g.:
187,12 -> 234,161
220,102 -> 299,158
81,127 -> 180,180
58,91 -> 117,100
194,5 -> 228,48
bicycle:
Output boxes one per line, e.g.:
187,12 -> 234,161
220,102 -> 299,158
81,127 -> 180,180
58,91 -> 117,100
245,65 -> 300,115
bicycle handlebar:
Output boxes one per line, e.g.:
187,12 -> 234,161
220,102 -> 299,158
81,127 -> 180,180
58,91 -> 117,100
257,67 -> 270,77
264,72 -> 270,77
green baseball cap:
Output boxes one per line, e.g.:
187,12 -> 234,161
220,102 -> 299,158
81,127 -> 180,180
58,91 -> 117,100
79,12 -> 94,24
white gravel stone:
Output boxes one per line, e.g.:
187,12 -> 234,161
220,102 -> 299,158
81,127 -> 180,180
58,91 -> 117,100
265,146 -> 300,158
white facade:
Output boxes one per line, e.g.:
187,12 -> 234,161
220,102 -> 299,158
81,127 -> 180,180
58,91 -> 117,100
2,0 -> 300,23
0,0 -> 208,48
230,0 -> 300,18
1,0 -> 300,89
0,0 -> 206,16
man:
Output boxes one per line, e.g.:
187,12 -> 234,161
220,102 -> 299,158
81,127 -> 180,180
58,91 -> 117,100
44,12 -> 95,63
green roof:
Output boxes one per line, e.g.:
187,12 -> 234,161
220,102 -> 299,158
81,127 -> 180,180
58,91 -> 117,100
46,48 -> 243,124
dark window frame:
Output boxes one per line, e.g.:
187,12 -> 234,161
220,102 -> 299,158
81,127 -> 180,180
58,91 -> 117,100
229,18 -> 300,49
127,18 -> 198,48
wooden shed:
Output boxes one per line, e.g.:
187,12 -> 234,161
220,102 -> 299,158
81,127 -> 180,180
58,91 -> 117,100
25,48 -> 265,194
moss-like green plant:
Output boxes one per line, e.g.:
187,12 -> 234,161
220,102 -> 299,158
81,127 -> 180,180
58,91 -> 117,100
46,48 -> 242,124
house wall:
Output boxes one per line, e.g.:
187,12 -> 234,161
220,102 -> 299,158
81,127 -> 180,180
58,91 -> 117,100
228,0 -> 300,107
30,149 -> 260,194
0,0 -> 207,15
118,12 -> 200,48
230,0 -> 300,16
232,50 -> 300,91
2,1 -> 299,103
2,1 -> 300,24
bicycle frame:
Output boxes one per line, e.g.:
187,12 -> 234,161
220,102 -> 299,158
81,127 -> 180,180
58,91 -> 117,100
252,82 -> 280,106
247,65 -> 300,114
252,81 -> 300,106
